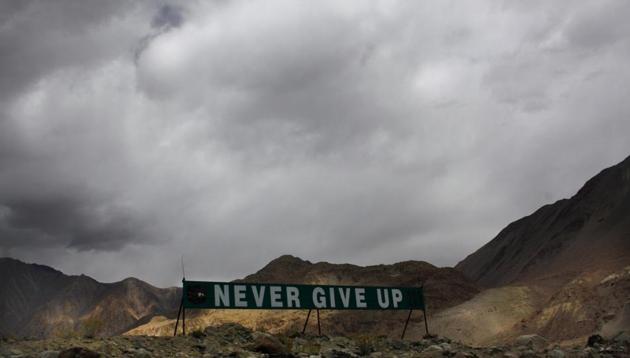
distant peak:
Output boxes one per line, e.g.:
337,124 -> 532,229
267,255 -> 312,266
273,254 -> 307,262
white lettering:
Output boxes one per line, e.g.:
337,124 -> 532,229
339,288 -> 351,308
215,284 -> 230,307
270,286 -> 283,307
376,288 -> 390,308
234,285 -> 246,307
313,287 -> 326,308
392,289 -> 403,308
251,286 -> 266,307
355,288 -> 367,308
328,287 -> 336,308
286,286 -> 301,308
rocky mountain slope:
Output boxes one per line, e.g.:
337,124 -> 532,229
457,155 -> 630,288
0,258 -> 180,338
451,155 -> 630,345
127,256 -> 480,338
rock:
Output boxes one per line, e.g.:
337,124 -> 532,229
247,331 -> 289,355
388,339 -> 406,350
320,348 -> 357,358
418,345 -> 444,358
487,346 -> 504,355
425,345 -> 443,352
612,331 -> 630,345
130,347 -> 152,358
39,351 -> 60,358
579,347 -> 598,358
514,334 -> 548,351
586,334 -> 604,347
547,348 -> 565,358
58,347 -> 100,358
205,323 -> 254,345
438,343 -> 452,353
519,349 -> 537,358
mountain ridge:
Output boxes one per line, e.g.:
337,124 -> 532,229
0,257 -> 180,338
456,154 -> 630,288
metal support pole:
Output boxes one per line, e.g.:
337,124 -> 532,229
182,306 -> 186,336
401,309 -> 413,339
423,306 -> 430,337
174,299 -> 183,336
316,309 -> 321,336
421,282 -> 430,337
302,309 -> 312,334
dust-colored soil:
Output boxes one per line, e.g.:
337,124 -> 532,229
429,286 -> 541,346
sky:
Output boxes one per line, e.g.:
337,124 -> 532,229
1,0 -> 629,287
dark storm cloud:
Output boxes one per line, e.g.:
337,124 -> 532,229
0,195 -> 149,251
151,5 -> 184,29
0,0 -> 149,103
1,0 -> 630,286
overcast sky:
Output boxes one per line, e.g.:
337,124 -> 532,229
1,0 -> 629,287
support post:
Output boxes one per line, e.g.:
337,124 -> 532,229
423,305 -> 430,337
316,309 -> 321,336
174,298 -> 183,336
401,309 -> 413,339
182,305 -> 186,336
302,309 -> 312,334
421,283 -> 430,337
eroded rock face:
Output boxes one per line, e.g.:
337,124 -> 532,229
1,324 -> 629,357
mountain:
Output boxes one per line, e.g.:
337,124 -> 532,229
0,258 -> 180,338
456,155 -> 630,288
451,155 -> 630,344
127,255 -> 480,337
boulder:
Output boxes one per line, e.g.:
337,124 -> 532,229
58,347 -> 100,358
586,334 -> 604,347
514,334 -> 548,351
247,331 -> 289,355
547,348 -> 566,358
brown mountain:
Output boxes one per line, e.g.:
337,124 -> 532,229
456,155 -> 630,288
0,258 -> 180,338
451,155 -> 630,344
127,256 -> 480,338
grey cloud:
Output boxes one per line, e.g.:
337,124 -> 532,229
151,4 -> 184,29
0,0 -> 151,102
564,1 -> 630,50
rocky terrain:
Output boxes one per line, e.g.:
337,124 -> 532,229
2,323 -> 629,357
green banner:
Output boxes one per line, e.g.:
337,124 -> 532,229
182,280 -> 424,310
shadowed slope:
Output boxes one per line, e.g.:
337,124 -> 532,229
0,258 -> 180,338
456,155 -> 630,288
